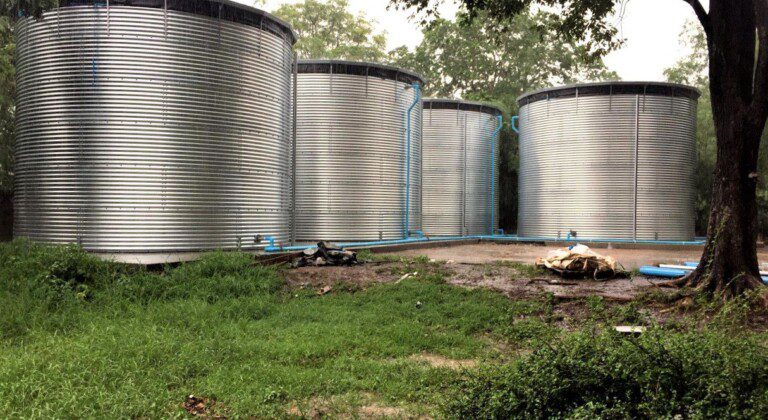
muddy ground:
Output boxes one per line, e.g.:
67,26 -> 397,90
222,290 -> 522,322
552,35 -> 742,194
391,242 -> 768,270
283,259 -> 665,301
282,243 -> 768,330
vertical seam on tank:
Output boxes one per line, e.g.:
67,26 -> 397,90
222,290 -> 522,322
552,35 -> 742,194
633,94 -> 640,241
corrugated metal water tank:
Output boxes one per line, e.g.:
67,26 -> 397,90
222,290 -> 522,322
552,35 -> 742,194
422,99 -> 502,236
517,82 -> 699,241
14,0 -> 297,259
295,60 -> 424,242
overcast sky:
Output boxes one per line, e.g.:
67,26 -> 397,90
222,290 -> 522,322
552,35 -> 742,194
242,0 -> 707,82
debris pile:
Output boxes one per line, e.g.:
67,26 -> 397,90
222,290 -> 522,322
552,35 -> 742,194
535,244 -> 628,280
182,395 -> 227,418
293,241 -> 358,268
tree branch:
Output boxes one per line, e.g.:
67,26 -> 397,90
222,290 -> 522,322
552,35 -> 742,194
684,0 -> 711,36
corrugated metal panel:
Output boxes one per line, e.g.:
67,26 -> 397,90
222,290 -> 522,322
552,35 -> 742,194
517,86 -> 697,240
14,5 -> 295,252
294,69 -> 422,242
422,103 -> 499,236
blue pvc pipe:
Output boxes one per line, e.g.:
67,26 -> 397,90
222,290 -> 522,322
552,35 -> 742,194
641,265 -> 768,284
404,83 -> 421,239
510,115 -> 520,134
490,115 -> 503,235
264,234 -> 707,253
639,266 -> 687,278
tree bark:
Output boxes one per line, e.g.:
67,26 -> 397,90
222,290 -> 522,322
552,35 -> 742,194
679,0 -> 768,298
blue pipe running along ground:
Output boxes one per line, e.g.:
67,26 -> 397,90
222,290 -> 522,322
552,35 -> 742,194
265,234 -> 706,253
640,265 -> 768,284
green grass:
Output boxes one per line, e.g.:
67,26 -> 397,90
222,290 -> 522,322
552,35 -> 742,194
0,240 -> 517,418
493,260 -> 546,278
3,240 -> 767,418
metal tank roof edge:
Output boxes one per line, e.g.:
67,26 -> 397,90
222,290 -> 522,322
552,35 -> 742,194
517,81 -> 701,106
423,98 -> 504,116
297,59 -> 426,86
57,0 -> 297,44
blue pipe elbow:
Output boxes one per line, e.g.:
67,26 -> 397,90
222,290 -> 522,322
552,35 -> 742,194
264,236 -> 281,252
511,115 -> 519,134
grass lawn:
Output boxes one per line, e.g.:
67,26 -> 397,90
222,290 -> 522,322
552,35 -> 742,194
2,240 -> 767,418
0,241 -> 519,418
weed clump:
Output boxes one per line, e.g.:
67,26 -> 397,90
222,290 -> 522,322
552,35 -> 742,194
444,327 -> 768,419
0,240 -> 282,340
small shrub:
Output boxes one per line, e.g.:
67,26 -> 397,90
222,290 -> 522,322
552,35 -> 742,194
115,252 -> 283,304
444,328 -> 768,419
500,317 -> 558,347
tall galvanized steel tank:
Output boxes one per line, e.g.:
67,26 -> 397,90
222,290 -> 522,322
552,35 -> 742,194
294,60 -> 424,242
517,82 -> 699,241
422,99 -> 502,236
14,0 -> 297,260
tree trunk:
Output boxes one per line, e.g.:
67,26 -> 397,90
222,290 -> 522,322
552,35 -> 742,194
679,0 -> 768,298
680,121 -> 765,298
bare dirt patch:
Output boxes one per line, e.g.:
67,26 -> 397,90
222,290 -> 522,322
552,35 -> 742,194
358,404 -> 409,418
409,353 -> 477,370
282,262 -> 402,289
447,262 -> 665,301
278,248 -> 727,328
281,258 -> 671,302
287,395 -> 413,419
392,242 -> 768,270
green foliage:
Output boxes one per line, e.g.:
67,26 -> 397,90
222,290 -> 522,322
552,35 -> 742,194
444,327 -> 768,419
273,0 -> 388,61
390,11 -> 617,107
391,0 -> 621,61
0,7 -> 15,194
0,0 -> 58,194
493,260 -> 545,278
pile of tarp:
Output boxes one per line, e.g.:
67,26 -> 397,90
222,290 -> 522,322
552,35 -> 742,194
293,241 -> 358,268
535,244 -> 628,280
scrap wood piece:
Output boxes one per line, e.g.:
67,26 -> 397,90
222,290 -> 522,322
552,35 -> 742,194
535,244 -> 628,280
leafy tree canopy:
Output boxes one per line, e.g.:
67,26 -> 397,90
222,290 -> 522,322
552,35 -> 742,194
390,0 -> 622,62
273,0 -> 389,61
390,10 -> 617,110
0,0 -> 57,194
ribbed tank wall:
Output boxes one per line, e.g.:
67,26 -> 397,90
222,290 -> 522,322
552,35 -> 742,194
518,88 -> 697,240
14,5 -> 295,252
423,106 -> 498,236
295,72 -> 422,242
